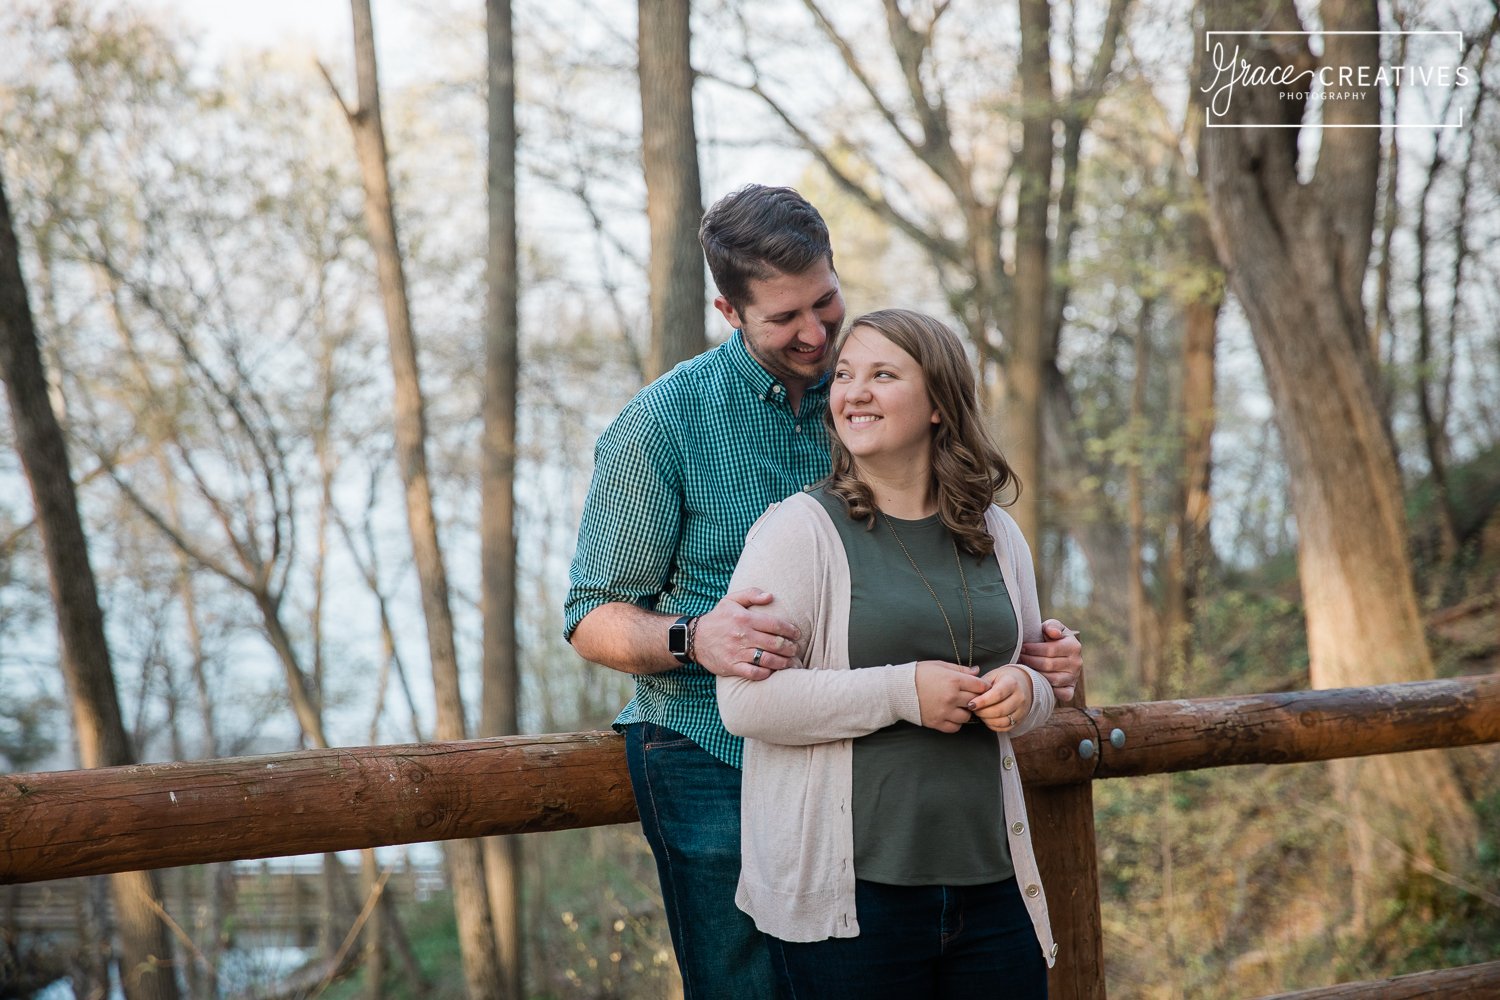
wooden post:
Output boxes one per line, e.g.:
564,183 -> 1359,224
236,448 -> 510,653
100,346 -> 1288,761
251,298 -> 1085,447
1023,681 -> 1106,1000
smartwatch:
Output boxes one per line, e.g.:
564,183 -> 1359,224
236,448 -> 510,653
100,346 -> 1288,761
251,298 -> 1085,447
668,616 -> 692,664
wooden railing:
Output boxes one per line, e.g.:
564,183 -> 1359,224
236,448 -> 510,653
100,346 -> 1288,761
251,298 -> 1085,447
3,674 -> 1499,998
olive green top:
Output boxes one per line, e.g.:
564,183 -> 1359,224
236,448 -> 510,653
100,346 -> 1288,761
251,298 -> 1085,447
811,486 -> 1017,886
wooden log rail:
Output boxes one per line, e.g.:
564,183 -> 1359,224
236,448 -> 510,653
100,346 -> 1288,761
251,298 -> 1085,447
3,674 -> 1496,884
1258,959 -> 1500,998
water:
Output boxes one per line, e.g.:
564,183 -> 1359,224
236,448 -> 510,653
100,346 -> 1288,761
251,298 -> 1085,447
30,945 -> 317,999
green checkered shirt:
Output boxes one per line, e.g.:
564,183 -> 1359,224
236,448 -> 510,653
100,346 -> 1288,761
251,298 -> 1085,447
564,332 -> 832,767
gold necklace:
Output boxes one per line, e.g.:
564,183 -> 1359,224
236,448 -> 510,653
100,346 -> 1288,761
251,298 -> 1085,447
882,513 -> 974,670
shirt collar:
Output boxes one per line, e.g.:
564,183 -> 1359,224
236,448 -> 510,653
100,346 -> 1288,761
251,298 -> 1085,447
726,330 -> 832,405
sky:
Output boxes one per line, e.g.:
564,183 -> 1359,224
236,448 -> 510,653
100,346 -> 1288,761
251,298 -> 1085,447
142,0 -> 359,56
133,0 -> 431,80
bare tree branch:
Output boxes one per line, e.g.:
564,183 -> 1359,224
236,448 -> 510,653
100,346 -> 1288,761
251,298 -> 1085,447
699,66 -> 965,268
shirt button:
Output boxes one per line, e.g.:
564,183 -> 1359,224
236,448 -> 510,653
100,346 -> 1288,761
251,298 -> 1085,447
771,384 -> 783,394
1026,884 -> 1040,898
1050,943 -> 1059,959
1003,755 -> 1014,770
1011,821 -> 1025,835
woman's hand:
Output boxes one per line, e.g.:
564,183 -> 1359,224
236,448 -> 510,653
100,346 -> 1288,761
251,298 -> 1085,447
968,665 -> 1034,733
915,660 -> 989,733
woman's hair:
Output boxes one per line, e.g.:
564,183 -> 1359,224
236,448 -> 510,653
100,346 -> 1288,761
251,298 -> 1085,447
822,308 -> 1020,557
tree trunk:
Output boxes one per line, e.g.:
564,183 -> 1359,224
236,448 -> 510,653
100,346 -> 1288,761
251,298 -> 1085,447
0,169 -> 181,1000
361,850 -> 386,1000
335,2 -> 503,996
482,1 -> 524,996
1009,0 -> 1054,555
1197,0 -> 1475,891
1414,140 -> 1461,566
639,0 -> 706,377
1161,203 -> 1220,684
1043,369 -> 1131,620
1128,292 -> 1161,694
255,590 -> 330,749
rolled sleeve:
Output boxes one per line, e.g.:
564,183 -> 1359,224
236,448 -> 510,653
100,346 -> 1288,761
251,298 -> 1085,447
564,404 -> 684,640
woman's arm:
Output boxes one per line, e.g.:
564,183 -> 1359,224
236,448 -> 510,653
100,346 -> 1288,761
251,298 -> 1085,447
716,499 -> 985,744
721,658 -> 989,744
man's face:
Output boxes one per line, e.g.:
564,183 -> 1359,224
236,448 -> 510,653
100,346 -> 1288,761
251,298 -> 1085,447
714,259 -> 845,391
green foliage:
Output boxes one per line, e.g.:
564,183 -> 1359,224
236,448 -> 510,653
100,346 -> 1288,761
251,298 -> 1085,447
1089,543 -> 1498,997
523,828 -> 679,999
1409,443 -> 1500,609
0,692 -> 59,772
319,829 -> 677,1000
1366,783 -> 1500,976
318,890 -> 465,1000
1187,579 -> 1309,695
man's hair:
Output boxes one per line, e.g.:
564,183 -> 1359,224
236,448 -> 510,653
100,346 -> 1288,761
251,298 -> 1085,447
699,185 -> 834,312
822,309 -> 1020,557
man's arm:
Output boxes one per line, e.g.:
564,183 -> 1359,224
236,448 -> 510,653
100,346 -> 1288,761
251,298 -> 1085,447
565,396 -> 807,681
570,589 -> 802,681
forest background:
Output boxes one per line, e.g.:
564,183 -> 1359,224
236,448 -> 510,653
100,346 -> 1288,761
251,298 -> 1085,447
1,0 -> 1498,997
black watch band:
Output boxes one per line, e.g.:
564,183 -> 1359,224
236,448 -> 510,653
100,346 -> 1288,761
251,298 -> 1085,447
668,615 -> 692,664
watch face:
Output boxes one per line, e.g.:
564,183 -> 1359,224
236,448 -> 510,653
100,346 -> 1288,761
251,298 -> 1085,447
669,620 -> 689,656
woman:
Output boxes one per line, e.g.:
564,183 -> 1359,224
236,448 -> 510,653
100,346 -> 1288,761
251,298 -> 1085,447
717,309 -> 1055,999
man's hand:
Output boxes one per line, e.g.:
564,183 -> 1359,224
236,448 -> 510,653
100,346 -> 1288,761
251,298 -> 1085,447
1018,619 -> 1082,703
968,665 -> 1034,733
692,588 -> 804,681
915,661 -> 988,733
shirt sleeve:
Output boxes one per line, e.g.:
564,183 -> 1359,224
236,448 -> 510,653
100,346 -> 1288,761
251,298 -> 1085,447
563,401 -> 683,640
716,500 -> 923,744
1000,510 -> 1055,733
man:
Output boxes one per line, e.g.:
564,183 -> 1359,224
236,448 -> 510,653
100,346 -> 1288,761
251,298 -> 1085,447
565,185 -> 1082,998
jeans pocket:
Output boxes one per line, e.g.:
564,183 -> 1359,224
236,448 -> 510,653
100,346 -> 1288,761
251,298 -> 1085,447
640,722 -> 698,751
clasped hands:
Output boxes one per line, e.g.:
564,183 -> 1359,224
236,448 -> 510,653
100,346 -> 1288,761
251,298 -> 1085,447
916,661 -> 1030,733
917,618 -> 1079,731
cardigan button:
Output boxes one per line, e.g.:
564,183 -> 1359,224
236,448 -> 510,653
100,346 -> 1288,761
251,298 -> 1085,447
1026,884 -> 1040,898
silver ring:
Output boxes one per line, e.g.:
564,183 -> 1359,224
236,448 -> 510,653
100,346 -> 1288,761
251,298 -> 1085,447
752,648 -> 765,666
1006,713 -> 1014,727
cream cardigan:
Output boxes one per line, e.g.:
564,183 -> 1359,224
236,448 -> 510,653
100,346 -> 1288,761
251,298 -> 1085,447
717,492 -> 1057,967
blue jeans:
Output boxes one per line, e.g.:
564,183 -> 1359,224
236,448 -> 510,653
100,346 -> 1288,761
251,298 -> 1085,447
625,722 -> 774,999
767,878 -> 1047,1000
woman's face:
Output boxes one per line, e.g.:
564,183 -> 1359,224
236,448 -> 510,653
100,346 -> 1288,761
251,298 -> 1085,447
831,326 -> 939,470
